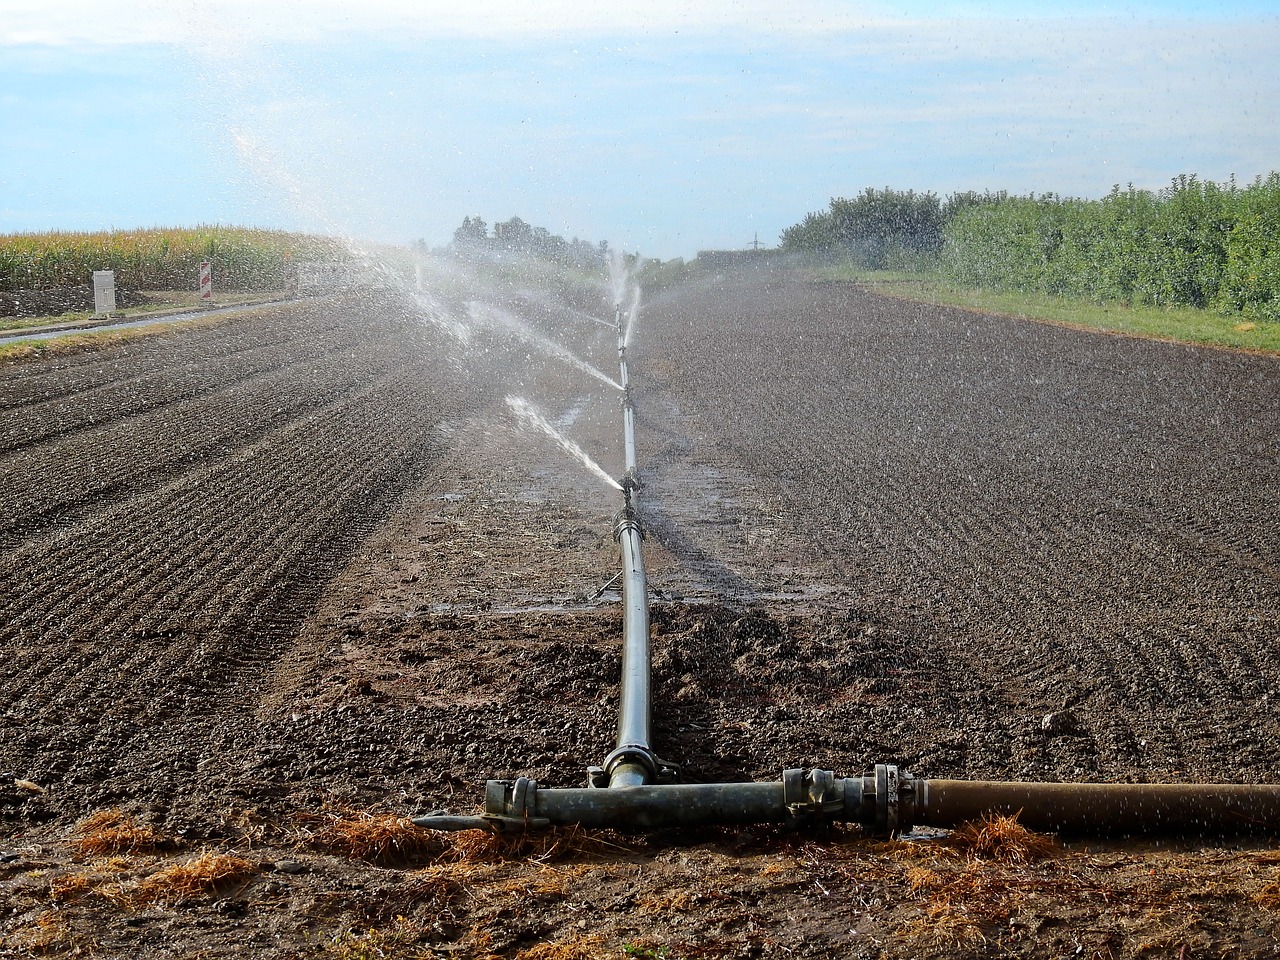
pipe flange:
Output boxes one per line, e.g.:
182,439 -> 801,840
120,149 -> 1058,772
877,764 -> 899,834
485,776 -> 537,818
856,763 -> 914,835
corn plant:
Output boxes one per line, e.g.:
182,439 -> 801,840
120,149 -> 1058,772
0,226 -> 344,293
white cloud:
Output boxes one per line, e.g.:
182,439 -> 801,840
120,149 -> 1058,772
0,0 -> 900,49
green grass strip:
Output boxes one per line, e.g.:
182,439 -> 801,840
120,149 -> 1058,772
817,265 -> 1280,355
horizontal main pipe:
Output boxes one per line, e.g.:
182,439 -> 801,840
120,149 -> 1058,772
532,781 -> 788,830
916,779 -> 1280,835
415,766 -> 1280,836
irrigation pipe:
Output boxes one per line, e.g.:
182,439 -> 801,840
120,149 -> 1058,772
419,765 -> 1280,835
413,292 -> 1280,838
601,301 -> 662,788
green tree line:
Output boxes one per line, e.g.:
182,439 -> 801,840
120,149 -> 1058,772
452,215 -> 608,268
782,174 -> 1280,320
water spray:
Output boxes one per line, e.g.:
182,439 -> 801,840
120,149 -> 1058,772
504,397 -> 622,493
414,273 -> 1280,839
468,301 -> 622,392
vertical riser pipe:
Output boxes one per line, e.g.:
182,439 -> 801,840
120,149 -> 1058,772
612,521 -> 652,787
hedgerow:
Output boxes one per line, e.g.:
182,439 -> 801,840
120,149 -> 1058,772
783,173 -> 1279,320
938,173 -> 1280,319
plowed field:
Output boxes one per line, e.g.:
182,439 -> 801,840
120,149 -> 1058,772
2,269 -> 1279,959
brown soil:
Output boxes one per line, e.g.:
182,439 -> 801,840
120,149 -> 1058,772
1,268 -> 1279,958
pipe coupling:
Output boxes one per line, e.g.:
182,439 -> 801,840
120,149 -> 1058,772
480,776 -> 550,830
602,745 -> 662,785
782,768 -> 846,822
410,777 -> 551,833
613,507 -> 644,542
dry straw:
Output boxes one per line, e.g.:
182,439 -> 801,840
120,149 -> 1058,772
70,809 -> 172,856
945,811 -> 1061,865
302,811 -> 449,866
131,851 -> 258,906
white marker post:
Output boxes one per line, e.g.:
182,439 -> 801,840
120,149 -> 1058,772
92,270 -> 116,317
199,261 -> 212,301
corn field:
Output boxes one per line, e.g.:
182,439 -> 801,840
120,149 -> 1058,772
0,226 -> 346,293
941,173 -> 1280,321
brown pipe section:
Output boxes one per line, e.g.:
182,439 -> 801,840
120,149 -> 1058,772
914,779 -> 1280,835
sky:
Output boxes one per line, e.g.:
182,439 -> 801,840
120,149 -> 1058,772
1,0 -> 1277,259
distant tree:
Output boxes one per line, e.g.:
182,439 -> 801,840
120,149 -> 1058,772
942,190 -> 1012,221
452,216 -> 487,244
783,188 -> 1024,267
495,216 -> 533,249
781,188 -> 944,267
780,210 -> 838,252
448,214 -> 608,267
828,188 -> 943,268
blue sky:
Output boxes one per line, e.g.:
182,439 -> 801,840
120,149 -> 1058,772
1,1 -> 1277,259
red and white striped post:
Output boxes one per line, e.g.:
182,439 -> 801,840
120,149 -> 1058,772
198,261 -> 212,301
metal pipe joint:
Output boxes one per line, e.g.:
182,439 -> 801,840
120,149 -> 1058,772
412,766 -> 914,834
612,506 -> 643,542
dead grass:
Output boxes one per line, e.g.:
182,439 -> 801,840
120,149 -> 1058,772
0,327 -> 158,364
442,824 -> 637,865
513,934 -> 609,960
326,919 -> 439,960
945,813 -> 1061,865
485,863 -> 589,899
45,856 -> 143,906
637,878 -> 732,915
47,872 -> 95,903
895,822 -> 1064,952
131,851 -> 258,906
906,865 -> 944,893
1253,879 -> 1280,910
403,863 -> 466,904
71,809 -> 172,856
306,816 -> 635,868
0,308 -> 260,365
300,812 -> 628,878
302,812 -> 449,866
755,857 -> 798,878
638,888 -> 699,913
899,900 -> 989,951
5,909 -> 85,954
